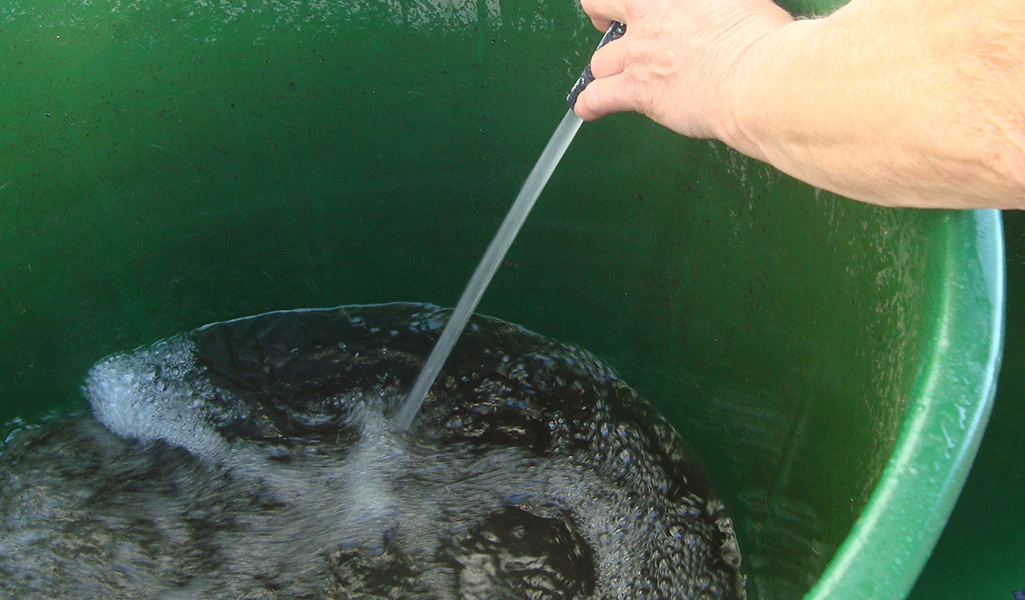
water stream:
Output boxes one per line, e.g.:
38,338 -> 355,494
395,21 -> 626,431
394,109 -> 583,431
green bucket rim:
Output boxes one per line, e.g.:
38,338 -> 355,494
806,209 -> 1005,599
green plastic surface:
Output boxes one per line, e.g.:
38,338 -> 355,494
908,212 -> 1025,600
0,1 -> 1005,599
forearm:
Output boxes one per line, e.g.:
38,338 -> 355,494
723,0 -> 1025,208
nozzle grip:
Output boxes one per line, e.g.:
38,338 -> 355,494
567,21 -> 627,109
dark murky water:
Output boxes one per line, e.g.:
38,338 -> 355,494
0,303 -> 746,599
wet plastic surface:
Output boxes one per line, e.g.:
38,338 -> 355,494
0,1 -> 1005,599
908,211 -> 1025,600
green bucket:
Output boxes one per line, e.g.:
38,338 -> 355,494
0,1 -> 1004,599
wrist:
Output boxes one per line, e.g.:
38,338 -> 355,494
717,18 -> 825,164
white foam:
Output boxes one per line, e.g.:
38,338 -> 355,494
83,336 -> 229,460
338,401 -> 402,538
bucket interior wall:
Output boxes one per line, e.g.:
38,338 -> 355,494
0,2 -> 999,599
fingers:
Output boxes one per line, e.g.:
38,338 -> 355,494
573,34 -> 632,120
573,74 -> 638,121
588,37 -> 627,79
588,14 -> 614,31
573,0 -> 646,121
574,31 -> 635,119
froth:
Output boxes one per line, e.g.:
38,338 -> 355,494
84,336 -> 229,460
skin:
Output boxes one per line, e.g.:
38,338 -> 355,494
575,0 -> 1025,209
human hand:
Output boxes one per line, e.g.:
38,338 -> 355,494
575,0 -> 793,146
577,0 -> 1025,209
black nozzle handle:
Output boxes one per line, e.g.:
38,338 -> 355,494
567,21 -> 627,109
